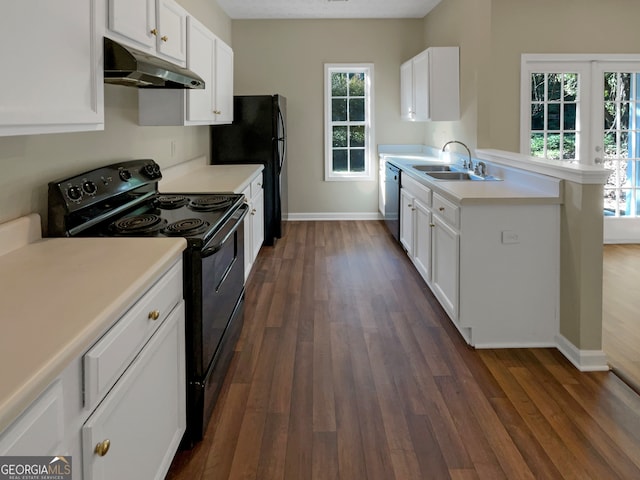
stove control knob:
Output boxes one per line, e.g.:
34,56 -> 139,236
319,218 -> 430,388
66,185 -> 83,202
83,181 -> 97,196
119,169 -> 132,182
142,163 -> 160,179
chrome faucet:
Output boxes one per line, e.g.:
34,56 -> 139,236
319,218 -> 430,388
442,140 -> 473,170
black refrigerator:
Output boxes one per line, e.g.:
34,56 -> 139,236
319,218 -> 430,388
211,95 -> 287,246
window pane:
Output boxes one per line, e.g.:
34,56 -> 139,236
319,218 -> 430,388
563,133 -> 576,159
564,74 -> 578,101
350,126 -> 365,147
620,132 -> 629,156
531,104 -> 544,130
620,103 -> 630,130
547,104 -> 560,130
531,73 -> 545,101
531,133 -> 545,157
349,73 -> 365,96
332,73 -> 347,96
333,126 -> 347,147
547,133 -> 561,159
349,98 -> 365,121
351,150 -> 365,172
333,150 -> 348,171
563,104 -> 576,130
332,99 -> 347,121
604,102 -> 616,130
604,72 -> 617,101
620,73 -> 631,101
548,74 -> 562,101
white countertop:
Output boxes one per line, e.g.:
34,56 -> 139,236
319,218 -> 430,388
160,157 -> 264,194
382,155 -> 562,205
0,234 -> 186,432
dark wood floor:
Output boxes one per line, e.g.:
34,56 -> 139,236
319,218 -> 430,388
167,220 -> 640,480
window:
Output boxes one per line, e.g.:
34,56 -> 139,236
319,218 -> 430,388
324,64 -> 374,181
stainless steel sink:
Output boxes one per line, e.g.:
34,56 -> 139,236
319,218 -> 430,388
425,171 -> 501,181
412,164 -> 452,172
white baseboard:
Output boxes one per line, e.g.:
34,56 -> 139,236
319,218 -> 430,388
284,212 -> 383,221
555,334 -> 609,372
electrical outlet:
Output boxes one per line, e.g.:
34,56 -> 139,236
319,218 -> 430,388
501,230 -> 520,244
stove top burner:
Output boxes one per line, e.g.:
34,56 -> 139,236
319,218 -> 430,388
156,195 -> 188,209
188,195 -> 234,212
164,218 -> 210,236
112,214 -> 167,235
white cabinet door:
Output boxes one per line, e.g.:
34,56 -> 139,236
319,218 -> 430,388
431,215 -> 459,320
0,382 -> 64,456
251,189 -> 265,262
412,50 -> 430,121
400,188 -> 415,255
213,39 -> 234,124
107,0 -> 156,51
157,0 -> 187,66
413,198 -> 431,283
400,60 -> 414,120
0,0 -> 103,137
82,302 -> 186,480
186,17 -> 216,123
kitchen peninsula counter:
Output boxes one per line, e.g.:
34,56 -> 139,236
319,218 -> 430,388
0,216 -> 185,432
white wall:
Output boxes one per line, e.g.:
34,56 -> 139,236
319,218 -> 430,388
231,19 -> 425,217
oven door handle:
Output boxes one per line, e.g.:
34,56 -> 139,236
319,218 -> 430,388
200,205 -> 249,258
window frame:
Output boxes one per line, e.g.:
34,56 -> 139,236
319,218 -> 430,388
324,63 -> 375,182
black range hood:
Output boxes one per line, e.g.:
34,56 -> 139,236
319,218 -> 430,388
103,37 -> 205,89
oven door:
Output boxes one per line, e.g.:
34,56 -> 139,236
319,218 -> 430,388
185,204 -> 248,379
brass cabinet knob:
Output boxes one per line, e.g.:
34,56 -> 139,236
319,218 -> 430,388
95,439 -> 111,457
148,310 -> 160,321
430,223 -> 436,228
213,110 -> 222,115
251,209 -> 256,215
161,35 -> 168,42
439,207 -> 445,212
150,28 -> 158,36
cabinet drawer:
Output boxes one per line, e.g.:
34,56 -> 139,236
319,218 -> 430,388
432,193 -> 459,228
250,175 -> 263,199
83,261 -> 183,410
82,302 -> 186,480
401,174 -> 431,206
0,381 -> 63,456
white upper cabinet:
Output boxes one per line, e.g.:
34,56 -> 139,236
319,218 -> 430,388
138,16 -> 234,126
0,0 -> 104,137
401,46 -> 459,122
106,0 -> 187,66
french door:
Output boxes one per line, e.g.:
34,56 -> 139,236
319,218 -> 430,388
521,55 -> 640,242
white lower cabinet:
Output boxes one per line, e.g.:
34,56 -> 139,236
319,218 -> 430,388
0,259 -> 185,479
82,302 -> 185,480
400,175 -> 432,284
242,174 -> 265,280
430,211 -> 459,320
398,172 -> 559,347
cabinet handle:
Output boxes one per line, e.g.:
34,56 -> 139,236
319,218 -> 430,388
161,35 -> 168,42
251,209 -> 256,215
150,28 -> 158,36
148,310 -> 160,321
429,224 -> 436,228
95,439 -> 111,457
213,110 -> 222,115
439,207 -> 445,212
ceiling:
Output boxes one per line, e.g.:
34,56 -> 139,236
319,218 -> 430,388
216,0 -> 443,20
